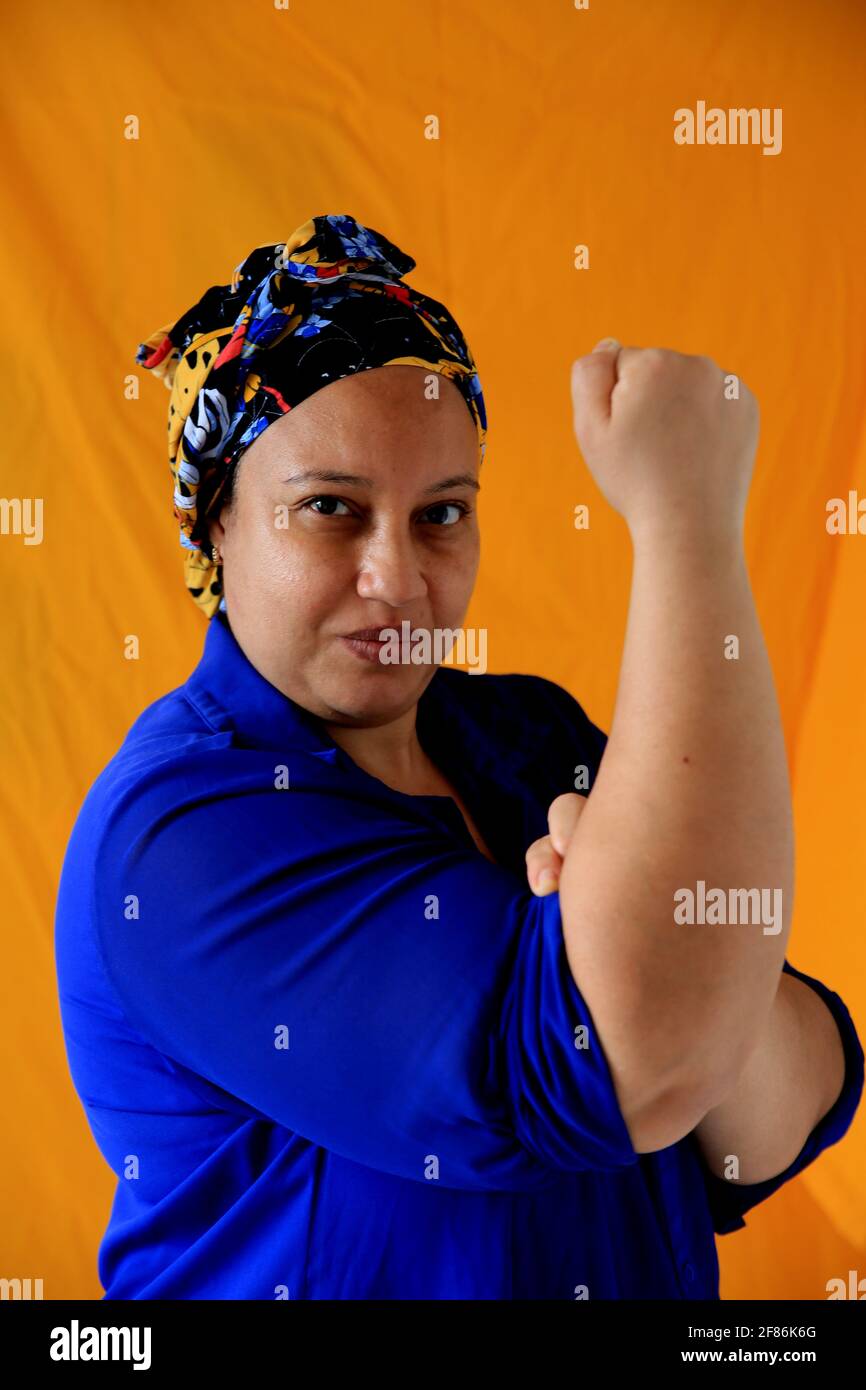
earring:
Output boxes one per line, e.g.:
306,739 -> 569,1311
211,544 -> 222,565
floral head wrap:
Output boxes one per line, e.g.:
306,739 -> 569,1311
136,213 -> 488,618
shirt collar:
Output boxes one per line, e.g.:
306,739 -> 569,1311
182,610 -> 548,876
184,608 -> 465,766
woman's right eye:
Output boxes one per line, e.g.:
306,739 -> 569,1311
302,495 -> 353,517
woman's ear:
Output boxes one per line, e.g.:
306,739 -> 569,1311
206,517 -> 226,561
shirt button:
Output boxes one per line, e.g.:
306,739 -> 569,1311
682,1261 -> 696,1284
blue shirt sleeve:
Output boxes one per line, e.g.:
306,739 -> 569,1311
90,742 -> 639,1193
694,959 -> 865,1235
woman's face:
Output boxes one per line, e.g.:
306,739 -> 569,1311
208,364 -> 481,727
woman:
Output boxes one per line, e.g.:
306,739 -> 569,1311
55,213 -> 862,1300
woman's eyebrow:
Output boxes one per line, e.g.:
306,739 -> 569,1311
280,469 -> 480,493
426,473 -> 481,494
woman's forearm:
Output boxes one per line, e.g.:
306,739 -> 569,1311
558,524 -> 794,1146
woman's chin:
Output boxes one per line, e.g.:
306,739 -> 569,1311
317,668 -> 434,726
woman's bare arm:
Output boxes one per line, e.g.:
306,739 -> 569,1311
561,345 -> 793,1151
692,969 -> 845,1183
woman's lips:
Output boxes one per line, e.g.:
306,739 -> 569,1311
340,625 -> 420,664
339,634 -> 390,664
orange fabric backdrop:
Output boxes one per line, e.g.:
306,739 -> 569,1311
1,0 -> 863,1300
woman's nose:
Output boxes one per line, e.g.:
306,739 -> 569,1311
355,529 -> 428,608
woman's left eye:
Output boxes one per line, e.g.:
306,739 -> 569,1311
303,496 -> 353,517
421,503 -> 468,526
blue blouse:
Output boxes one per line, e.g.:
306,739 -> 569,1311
54,609 -> 864,1300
